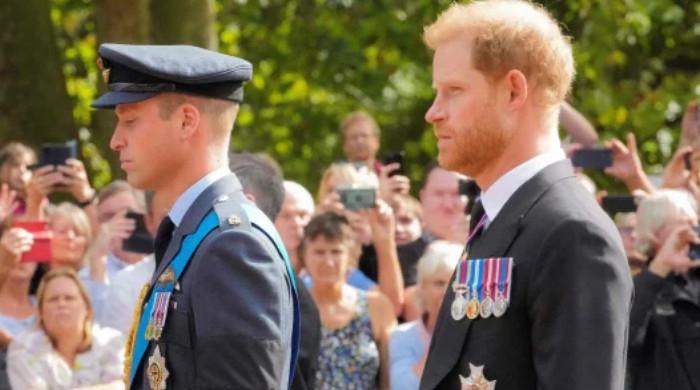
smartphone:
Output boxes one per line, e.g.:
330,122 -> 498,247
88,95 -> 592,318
382,151 -> 405,177
689,225 -> 700,260
11,221 -> 52,262
122,211 -> 154,254
571,148 -> 613,169
37,140 -> 77,168
337,186 -> 376,210
601,195 -> 638,215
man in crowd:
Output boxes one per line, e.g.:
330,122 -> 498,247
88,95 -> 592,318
230,152 -> 321,390
92,43 -> 298,389
341,111 -> 382,172
275,180 -> 315,274
419,1 -> 632,389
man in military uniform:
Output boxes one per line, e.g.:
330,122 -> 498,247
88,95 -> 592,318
419,1 -> 633,389
92,44 -> 298,389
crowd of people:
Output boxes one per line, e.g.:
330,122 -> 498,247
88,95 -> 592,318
0,97 -> 698,389
2,1 -> 700,389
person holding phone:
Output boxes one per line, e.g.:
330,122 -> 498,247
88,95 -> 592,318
628,189 -> 700,390
420,2 -> 632,389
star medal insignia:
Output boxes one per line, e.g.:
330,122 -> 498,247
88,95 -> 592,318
459,363 -> 496,390
147,345 -> 169,390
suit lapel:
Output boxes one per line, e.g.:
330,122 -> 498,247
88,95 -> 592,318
421,160 -> 576,389
150,173 -> 243,285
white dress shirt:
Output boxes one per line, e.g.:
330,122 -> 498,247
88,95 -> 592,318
169,167 -> 230,227
480,149 -> 565,228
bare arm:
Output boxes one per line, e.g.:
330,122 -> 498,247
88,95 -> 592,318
559,101 -> 598,147
368,291 -> 398,390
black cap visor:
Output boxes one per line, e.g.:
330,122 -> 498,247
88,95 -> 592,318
91,91 -> 159,109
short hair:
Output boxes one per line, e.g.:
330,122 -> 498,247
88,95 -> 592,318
389,193 -> 423,221
0,142 -> 36,168
229,152 -> 285,221
635,189 -> 697,256
283,180 -> 315,214
340,111 -> 380,138
47,202 -> 93,243
97,180 -> 145,211
414,240 -> 462,311
423,0 -> 575,107
299,212 -> 359,263
157,93 -> 240,142
36,268 -> 94,349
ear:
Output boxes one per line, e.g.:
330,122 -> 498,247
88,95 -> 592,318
504,69 -> 528,110
178,103 -> 201,140
243,192 -> 257,205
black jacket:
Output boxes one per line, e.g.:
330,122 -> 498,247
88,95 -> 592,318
419,160 -> 633,390
627,268 -> 700,390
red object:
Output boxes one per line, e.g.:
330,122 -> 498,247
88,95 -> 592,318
11,221 -> 52,262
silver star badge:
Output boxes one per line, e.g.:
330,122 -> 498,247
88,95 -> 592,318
459,363 -> 496,390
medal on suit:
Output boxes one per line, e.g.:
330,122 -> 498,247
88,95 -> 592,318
479,259 -> 494,319
146,267 -> 176,341
147,345 -> 169,390
459,362 -> 496,390
451,259 -> 469,321
465,259 -> 480,320
492,257 -> 513,318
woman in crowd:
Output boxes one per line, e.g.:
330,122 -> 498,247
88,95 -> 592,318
301,212 -> 396,389
388,240 -> 461,390
627,189 -> 700,390
7,268 -> 124,389
315,162 -> 405,315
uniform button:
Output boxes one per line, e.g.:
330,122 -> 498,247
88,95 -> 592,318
216,195 -> 229,203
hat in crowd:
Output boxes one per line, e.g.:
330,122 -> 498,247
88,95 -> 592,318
92,43 -> 253,109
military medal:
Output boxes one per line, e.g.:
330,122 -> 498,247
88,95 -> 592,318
147,345 -> 169,390
451,259 -> 470,321
492,257 -> 513,318
146,267 -> 177,340
459,362 -> 496,390
465,259 -> 481,320
480,258 -> 494,319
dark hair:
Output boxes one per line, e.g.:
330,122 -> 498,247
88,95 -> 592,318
228,152 -> 284,221
298,212 -> 357,262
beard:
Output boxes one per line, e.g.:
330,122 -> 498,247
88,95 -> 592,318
436,105 -> 512,178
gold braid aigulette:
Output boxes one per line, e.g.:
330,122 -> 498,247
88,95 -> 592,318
124,283 -> 151,387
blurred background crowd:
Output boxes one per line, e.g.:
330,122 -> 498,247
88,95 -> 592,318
1,100 -> 700,389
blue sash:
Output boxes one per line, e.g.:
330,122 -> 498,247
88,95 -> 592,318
129,211 -> 219,384
241,203 -> 301,386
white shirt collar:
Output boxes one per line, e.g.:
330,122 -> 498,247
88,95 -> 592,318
480,149 -> 565,225
169,167 -> 230,226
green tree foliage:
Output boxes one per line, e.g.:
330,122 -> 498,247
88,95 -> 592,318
5,0 -> 700,193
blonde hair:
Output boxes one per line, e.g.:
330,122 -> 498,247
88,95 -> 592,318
48,202 -> 93,243
423,0 -> 575,107
635,189 -> 697,256
415,240 -> 462,311
36,268 -> 94,349
316,162 -> 379,203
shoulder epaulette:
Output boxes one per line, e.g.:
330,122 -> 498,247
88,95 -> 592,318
212,194 -> 252,232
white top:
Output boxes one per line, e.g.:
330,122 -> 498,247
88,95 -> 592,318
7,324 -> 125,390
169,167 -> 230,226
480,149 -> 565,228
100,255 -> 156,333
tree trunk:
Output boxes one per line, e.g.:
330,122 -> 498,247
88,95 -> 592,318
0,0 -> 76,144
92,0 -> 150,176
150,0 -> 217,49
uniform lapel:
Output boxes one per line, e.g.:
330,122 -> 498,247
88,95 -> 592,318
150,173 -> 243,285
420,160 -> 576,389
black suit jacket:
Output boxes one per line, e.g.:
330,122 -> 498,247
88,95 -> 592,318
132,174 -> 295,390
419,160 -> 633,390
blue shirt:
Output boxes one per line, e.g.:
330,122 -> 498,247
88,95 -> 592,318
301,268 -> 377,291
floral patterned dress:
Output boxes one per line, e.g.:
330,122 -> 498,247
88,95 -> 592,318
316,290 -> 380,390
